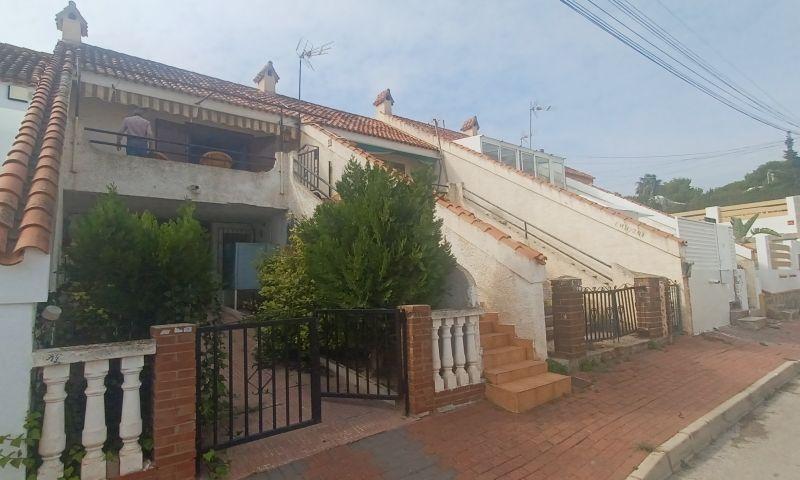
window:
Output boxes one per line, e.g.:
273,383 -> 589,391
535,155 -> 550,180
7,85 -> 30,103
520,152 -> 535,173
481,140 -> 500,161
501,147 -> 517,168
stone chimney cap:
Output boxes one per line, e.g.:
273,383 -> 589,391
55,1 -> 88,37
460,115 -> 479,133
373,88 -> 394,107
253,61 -> 279,84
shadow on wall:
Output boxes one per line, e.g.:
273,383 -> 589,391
437,263 -> 479,309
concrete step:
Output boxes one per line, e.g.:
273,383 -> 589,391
485,373 -> 572,413
479,320 -> 494,334
484,360 -> 547,384
482,345 -> 527,369
767,308 -> 799,321
480,332 -> 512,349
735,316 -> 767,330
480,312 -> 499,323
730,308 -> 749,322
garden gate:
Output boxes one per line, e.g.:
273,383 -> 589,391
582,285 -> 642,343
195,309 -> 407,452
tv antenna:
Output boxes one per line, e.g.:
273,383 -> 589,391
296,38 -> 333,100
529,100 -> 553,149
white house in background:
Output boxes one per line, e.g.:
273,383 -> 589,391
0,4 -> 555,456
675,195 -> 800,236
375,92 -> 742,335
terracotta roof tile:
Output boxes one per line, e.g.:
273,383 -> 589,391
0,43 -> 74,265
436,196 -> 546,265
0,43 -> 52,87
460,115 -> 478,132
391,115 -> 467,142
373,88 -> 394,107
76,44 -> 435,151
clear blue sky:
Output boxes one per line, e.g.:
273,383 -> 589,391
3,1 -> 798,194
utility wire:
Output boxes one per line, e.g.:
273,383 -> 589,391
654,0 -> 800,125
559,0 -> 800,134
574,140 -> 782,161
610,0 -> 800,128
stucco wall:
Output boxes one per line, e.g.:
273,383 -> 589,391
64,120 -> 287,210
436,204 -> 548,357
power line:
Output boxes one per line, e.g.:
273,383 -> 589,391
574,140 -> 782,161
559,0 -> 800,134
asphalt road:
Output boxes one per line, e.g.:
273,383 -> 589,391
672,379 -> 800,479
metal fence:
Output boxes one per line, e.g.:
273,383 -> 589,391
665,281 -> 683,334
582,285 -> 642,342
294,145 -> 333,199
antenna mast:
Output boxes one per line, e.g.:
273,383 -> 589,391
529,100 -> 553,149
296,39 -> 333,100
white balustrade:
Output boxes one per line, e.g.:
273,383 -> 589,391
430,321 -> 445,392
431,309 -> 484,391
31,339 -> 156,480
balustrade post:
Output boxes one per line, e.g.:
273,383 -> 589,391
119,355 -> 144,475
452,317 -> 469,387
38,364 -> 70,480
81,360 -> 109,480
439,319 -> 457,389
464,315 -> 481,384
430,321 -> 445,392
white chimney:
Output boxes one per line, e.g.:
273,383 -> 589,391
373,89 -> 394,117
254,61 -> 279,94
55,1 -> 88,44
460,116 -> 479,136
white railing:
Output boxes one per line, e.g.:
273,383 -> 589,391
31,340 -> 156,480
430,309 -> 483,392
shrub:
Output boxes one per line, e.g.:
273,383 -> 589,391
299,160 -> 455,308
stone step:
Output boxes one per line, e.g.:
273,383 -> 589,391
735,316 -> 767,330
767,308 -> 799,321
729,308 -> 749,322
482,345 -> 527,369
480,332 -> 512,349
484,360 -> 547,384
485,373 -> 572,413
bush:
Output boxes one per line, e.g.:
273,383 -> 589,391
299,160 -> 455,308
52,189 -> 219,345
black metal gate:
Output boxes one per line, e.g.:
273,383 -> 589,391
665,281 -> 683,334
196,309 -> 406,452
582,285 -> 642,342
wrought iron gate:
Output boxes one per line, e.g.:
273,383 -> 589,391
665,281 -> 683,334
196,309 -> 407,452
582,285 -> 642,342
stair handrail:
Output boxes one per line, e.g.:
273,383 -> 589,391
293,153 -> 334,200
436,184 -> 613,282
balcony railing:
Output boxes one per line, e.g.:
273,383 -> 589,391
85,127 -> 277,173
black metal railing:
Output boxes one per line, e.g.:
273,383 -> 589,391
85,127 -> 277,172
195,318 -> 321,452
434,183 -> 613,282
583,285 -> 642,343
317,309 -> 407,404
293,146 -> 333,200
665,281 -> 683,334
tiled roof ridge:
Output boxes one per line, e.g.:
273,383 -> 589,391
388,114 -> 684,245
390,114 -> 467,141
436,196 -> 547,265
0,43 -> 74,265
79,44 -> 435,150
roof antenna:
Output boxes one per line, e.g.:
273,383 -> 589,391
529,100 -> 553,149
296,38 -> 333,100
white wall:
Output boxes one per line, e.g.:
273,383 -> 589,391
687,269 -> 732,333
1,82 -> 31,161
436,203 -> 548,357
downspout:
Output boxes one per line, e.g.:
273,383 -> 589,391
69,59 -> 81,174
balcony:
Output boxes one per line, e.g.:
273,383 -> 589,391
64,123 -> 289,211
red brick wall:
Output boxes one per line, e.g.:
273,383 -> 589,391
551,277 -> 587,359
150,323 -> 197,480
433,384 -> 484,409
401,305 -> 436,415
634,277 -> 667,338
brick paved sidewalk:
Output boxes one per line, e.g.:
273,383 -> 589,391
250,322 -> 800,480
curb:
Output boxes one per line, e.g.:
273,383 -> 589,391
626,360 -> 800,480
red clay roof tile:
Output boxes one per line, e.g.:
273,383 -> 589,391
0,43 -> 52,87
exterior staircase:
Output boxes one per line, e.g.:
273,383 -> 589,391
480,312 -> 571,413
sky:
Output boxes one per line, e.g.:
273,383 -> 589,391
2,0 -> 799,194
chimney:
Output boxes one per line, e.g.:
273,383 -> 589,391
254,61 -> 279,94
55,1 -> 88,44
460,115 -> 479,136
373,89 -> 394,117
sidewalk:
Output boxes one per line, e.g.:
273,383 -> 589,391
250,322 -> 800,480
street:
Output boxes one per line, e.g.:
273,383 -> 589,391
673,379 -> 800,479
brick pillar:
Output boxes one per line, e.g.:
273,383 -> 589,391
400,305 -> 435,415
150,324 -> 197,480
634,276 -> 666,338
552,277 -> 586,359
